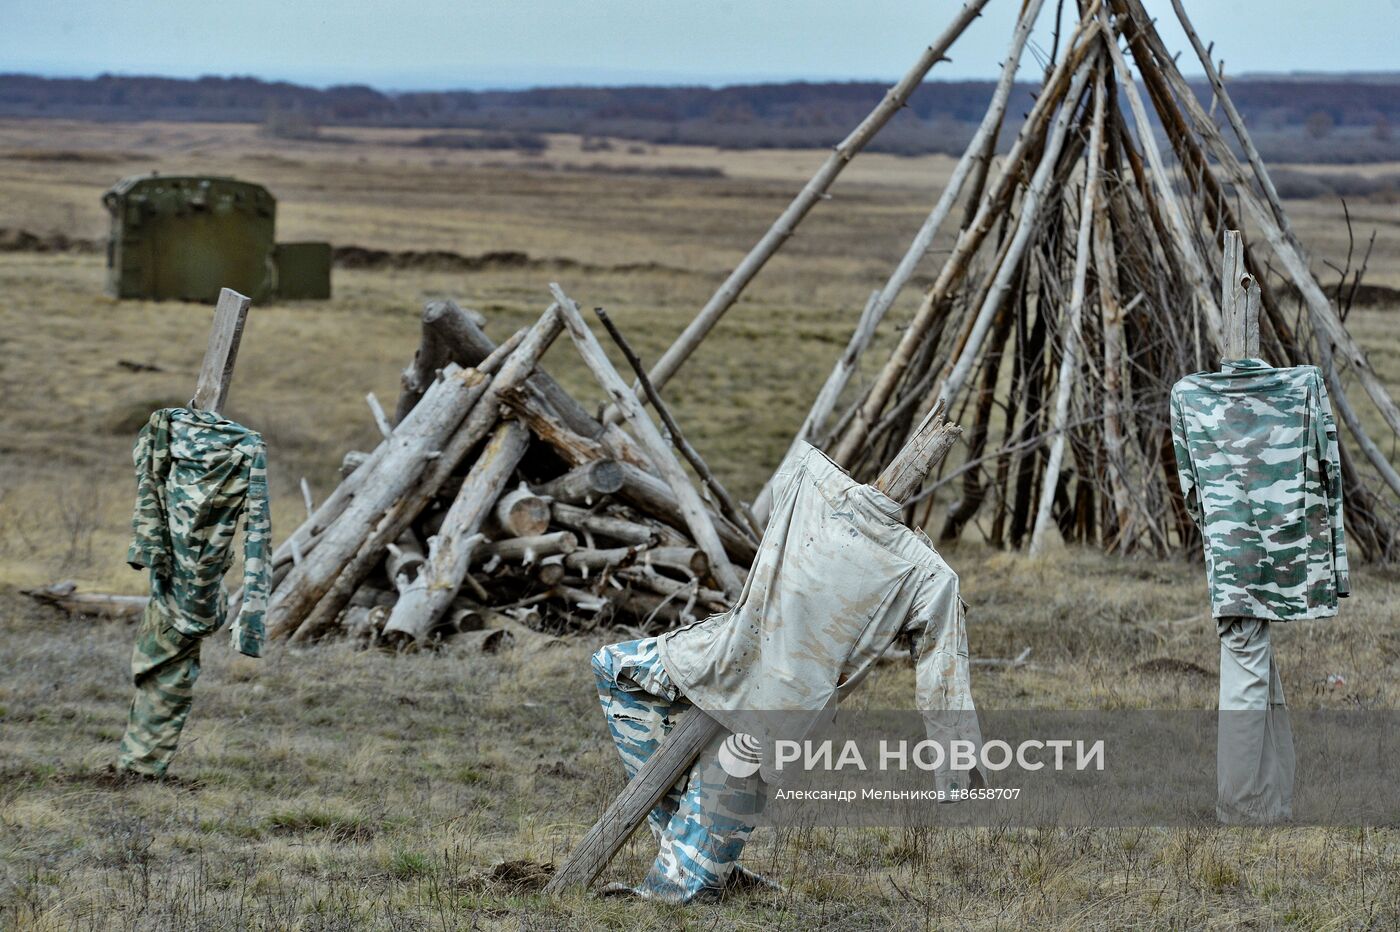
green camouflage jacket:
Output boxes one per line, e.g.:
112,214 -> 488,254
1170,358 -> 1348,621
127,407 -> 270,656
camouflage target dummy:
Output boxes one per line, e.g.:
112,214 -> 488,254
1170,358 -> 1348,822
118,407 -> 270,776
591,443 -> 982,901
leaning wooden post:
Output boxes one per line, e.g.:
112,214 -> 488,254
594,307 -> 761,544
551,284 -> 744,600
544,406 -> 962,895
191,287 -> 252,414
163,286 -> 251,612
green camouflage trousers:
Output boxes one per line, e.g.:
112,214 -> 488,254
117,600 -> 204,775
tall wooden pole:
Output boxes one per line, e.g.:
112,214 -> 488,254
829,27 -> 1100,465
752,0 -> 1047,522
1029,73 -> 1106,556
632,0 -> 995,404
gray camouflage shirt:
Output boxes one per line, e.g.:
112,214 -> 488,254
1170,358 -> 1348,621
128,407 -> 271,656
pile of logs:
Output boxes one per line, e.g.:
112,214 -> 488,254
257,286 -> 757,648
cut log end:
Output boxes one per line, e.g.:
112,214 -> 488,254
490,483 -> 549,536
533,460 -> 625,505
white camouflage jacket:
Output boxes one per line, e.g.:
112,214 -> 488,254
659,442 -> 983,789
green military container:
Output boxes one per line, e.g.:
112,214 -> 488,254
103,174 -> 330,303
273,241 -> 333,300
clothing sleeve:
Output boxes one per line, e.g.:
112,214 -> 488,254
907,571 -> 985,795
126,410 -> 173,575
1315,376 -> 1350,598
1169,387 -> 1202,527
230,439 -> 270,657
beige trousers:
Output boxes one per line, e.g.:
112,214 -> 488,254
1216,617 -> 1295,824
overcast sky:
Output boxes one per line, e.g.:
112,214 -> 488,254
4,0 -> 1397,90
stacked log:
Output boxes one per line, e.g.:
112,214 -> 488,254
263,294 -> 755,649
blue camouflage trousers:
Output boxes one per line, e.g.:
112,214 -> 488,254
591,637 -> 765,903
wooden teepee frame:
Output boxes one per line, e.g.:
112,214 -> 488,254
544,2 -> 1399,895
646,0 -> 1400,559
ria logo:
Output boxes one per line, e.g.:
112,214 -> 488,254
717,732 -> 763,778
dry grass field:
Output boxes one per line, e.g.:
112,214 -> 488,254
2,118 -> 1399,929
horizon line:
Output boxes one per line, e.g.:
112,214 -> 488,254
8,66 -> 1400,96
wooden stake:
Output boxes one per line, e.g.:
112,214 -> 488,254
1220,230 -> 1260,359
870,400 -> 962,503
191,287 -> 251,415
542,704 -> 723,894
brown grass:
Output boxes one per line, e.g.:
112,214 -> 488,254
3,554 -> 1397,929
1,118 -> 1399,929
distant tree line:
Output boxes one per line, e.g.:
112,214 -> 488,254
2,72 -> 1398,160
